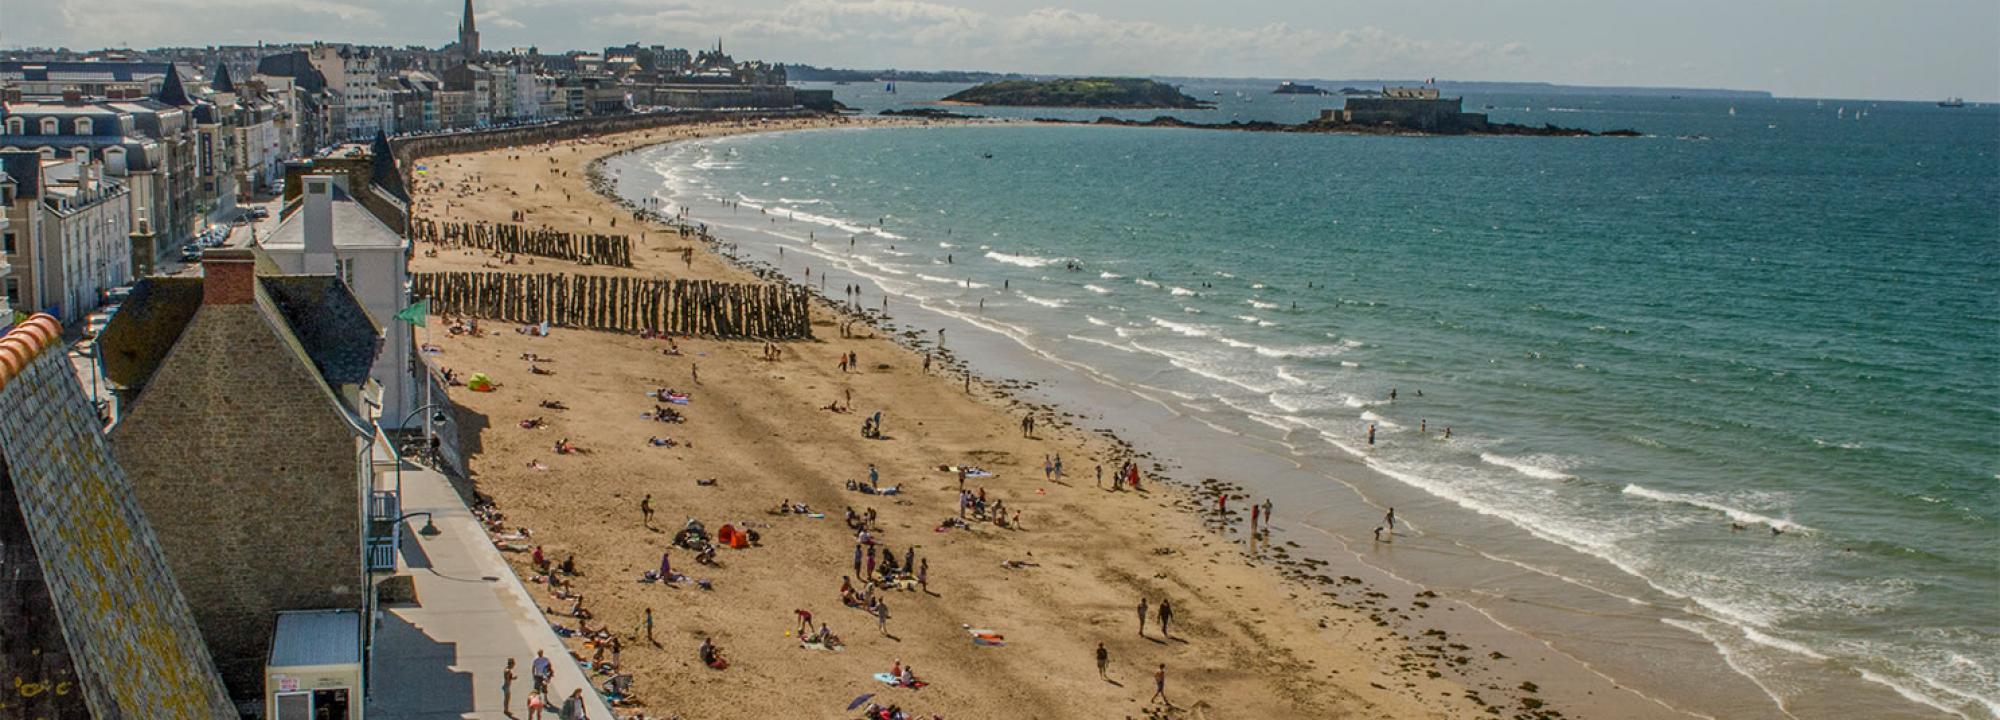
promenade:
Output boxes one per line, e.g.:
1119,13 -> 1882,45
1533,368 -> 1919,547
369,458 -> 615,720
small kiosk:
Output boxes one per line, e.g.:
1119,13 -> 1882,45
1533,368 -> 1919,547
265,610 -> 364,720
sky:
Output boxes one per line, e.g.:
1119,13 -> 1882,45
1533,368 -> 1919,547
3,0 -> 1996,101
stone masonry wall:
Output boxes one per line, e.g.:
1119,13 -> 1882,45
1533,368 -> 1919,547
108,302 -> 367,699
0,327 -> 236,719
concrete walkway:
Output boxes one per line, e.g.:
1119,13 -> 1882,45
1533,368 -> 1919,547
368,461 -> 616,720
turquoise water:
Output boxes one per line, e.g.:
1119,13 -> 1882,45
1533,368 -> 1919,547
618,89 -> 1998,717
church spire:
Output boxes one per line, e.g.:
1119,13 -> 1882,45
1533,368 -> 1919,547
458,0 -> 480,60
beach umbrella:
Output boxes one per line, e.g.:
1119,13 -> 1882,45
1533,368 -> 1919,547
846,693 -> 875,711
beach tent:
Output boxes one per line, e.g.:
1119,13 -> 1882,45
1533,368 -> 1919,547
718,524 -> 748,548
468,373 -> 495,392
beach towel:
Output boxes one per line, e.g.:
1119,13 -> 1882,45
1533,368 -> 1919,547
873,673 -> 927,688
965,627 -> 1006,646
728,532 -> 749,549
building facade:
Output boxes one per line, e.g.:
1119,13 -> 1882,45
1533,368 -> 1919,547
102,249 -> 382,700
39,159 -> 132,322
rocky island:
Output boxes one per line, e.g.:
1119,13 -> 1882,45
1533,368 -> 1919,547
943,77 -> 1215,109
1039,85 -> 1641,138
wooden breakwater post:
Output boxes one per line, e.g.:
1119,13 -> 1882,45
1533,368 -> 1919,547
412,219 -> 634,267
411,271 -> 815,340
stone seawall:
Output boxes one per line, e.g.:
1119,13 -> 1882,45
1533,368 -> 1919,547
389,109 -> 820,192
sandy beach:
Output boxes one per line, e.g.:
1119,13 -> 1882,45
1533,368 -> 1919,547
409,115 -> 1636,720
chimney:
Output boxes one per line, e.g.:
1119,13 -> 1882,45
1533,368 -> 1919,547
201,248 -> 258,305
1,86 -> 20,104
302,174 -> 336,274
62,87 -> 83,104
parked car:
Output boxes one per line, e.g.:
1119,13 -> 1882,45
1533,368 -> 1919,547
101,286 -> 133,305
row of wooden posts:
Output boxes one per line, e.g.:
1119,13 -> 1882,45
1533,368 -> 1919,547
413,271 -> 815,339
413,219 -> 634,268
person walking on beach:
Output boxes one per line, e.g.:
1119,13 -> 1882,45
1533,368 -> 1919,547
1096,642 -> 1110,679
659,550 -> 671,581
853,544 -> 864,577
561,688 -> 587,720
918,558 -> 929,593
642,607 -> 655,643
1137,598 -> 1149,636
1385,507 -> 1396,532
1264,499 -> 1274,524
1151,663 -> 1170,706
640,494 -> 654,526
1367,423 -> 1376,446
1159,598 -> 1175,639
531,650 -> 552,694
502,658 -> 518,716
875,598 -> 891,635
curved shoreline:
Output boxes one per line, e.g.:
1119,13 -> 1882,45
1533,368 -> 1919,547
411,116 -> 1507,719
588,124 -> 1723,719
602,122 -> 1961,720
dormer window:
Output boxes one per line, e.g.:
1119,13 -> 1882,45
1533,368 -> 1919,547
3,117 -> 21,135
75,117 -> 93,135
40,117 -> 58,135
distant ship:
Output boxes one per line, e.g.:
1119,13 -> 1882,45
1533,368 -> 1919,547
885,82 -> 897,94
1273,81 -> 1329,95
1938,97 -> 1965,108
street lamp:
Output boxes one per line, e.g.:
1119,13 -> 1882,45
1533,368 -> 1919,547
392,403 -> 450,509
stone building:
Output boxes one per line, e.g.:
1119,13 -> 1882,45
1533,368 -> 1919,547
0,314 -> 237,719
98,248 -> 383,699
1324,86 -> 1490,132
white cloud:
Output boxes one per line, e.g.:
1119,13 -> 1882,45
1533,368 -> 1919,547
602,0 -> 1532,79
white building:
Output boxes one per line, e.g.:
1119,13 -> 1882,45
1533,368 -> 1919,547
309,45 -> 393,141
39,159 -> 132,322
259,174 -> 417,426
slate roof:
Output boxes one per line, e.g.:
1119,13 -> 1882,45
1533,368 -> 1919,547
0,152 -> 40,199
154,64 -> 192,107
99,273 -> 382,393
255,52 -> 327,94
209,62 -> 236,94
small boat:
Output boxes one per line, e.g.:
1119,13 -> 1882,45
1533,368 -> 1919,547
1938,97 -> 1965,108
1728,106 -> 1737,116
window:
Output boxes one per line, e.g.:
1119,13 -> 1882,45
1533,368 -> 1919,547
71,147 -> 89,163
75,117 -> 93,135
4,278 -> 17,306
338,257 -> 356,286
39,118 -> 58,135
4,117 -> 20,135
2,232 -> 14,253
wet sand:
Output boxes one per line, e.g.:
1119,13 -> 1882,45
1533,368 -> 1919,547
410,115 -> 1666,719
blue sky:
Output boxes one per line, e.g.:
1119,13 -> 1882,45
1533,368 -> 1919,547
4,0 -> 1995,101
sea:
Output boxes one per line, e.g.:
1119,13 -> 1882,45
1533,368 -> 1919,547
604,80 -> 1999,719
